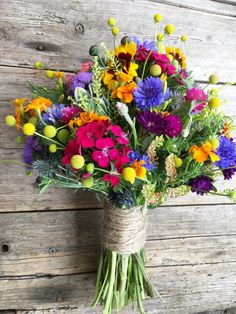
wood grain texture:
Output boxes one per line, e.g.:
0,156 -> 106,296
0,0 -> 236,81
0,0 -> 236,313
0,263 -> 236,312
1,205 -> 235,276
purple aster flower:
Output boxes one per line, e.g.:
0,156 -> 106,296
134,77 -> 170,110
137,111 -> 182,138
214,137 -> 236,169
223,165 -> 236,180
129,36 -> 157,51
164,114 -> 182,138
128,151 -> 155,170
70,72 -> 93,92
23,137 -> 41,165
188,175 -> 215,195
42,104 -> 65,125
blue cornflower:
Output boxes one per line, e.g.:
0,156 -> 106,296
128,151 -> 155,170
134,77 -> 170,110
42,104 -> 65,125
129,36 -> 157,51
214,137 -> 236,169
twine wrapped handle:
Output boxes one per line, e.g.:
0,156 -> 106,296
102,204 -> 147,255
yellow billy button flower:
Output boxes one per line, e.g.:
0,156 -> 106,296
43,125 -> 57,138
81,177 -> 94,188
86,163 -> 94,174
165,24 -> 175,35
181,35 -> 188,42
49,144 -> 57,153
150,64 -> 162,76
208,97 -> 221,110
157,33 -> 165,42
5,115 -> 16,126
209,73 -> 219,85
22,123 -> 35,136
122,167 -> 136,184
112,26 -> 119,36
57,129 -> 71,144
70,155 -> 85,170
34,61 -> 42,69
108,17 -> 116,26
154,13 -> 162,23
45,70 -> 54,79
174,157 -> 183,168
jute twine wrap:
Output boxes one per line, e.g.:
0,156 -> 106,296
102,204 -> 147,255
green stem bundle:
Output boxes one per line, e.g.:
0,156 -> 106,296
92,247 -> 157,314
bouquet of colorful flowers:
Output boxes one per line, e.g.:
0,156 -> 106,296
4,14 -> 236,314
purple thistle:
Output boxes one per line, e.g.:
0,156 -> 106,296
134,77 -> 170,110
188,175 -> 215,195
128,150 -> 155,170
70,72 -> 92,92
223,165 -> 236,180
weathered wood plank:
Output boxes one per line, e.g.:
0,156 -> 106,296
0,1 -> 236,81
0,262 -> 235,312
150,0 -> 236,16
15,307 -> 236,314
0,206 -> 235,276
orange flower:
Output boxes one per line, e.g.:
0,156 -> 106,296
69,112 -> 108,128
13,98 -> 27,129
189,141 -> 220,163
223,121 -> 231,138
132,160 -> 146,178
24,97 -> 53,113
54,71 -> 64,79
112,81 -> 137,103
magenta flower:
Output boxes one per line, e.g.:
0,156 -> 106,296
92,138 -> 119,168
76,121 -> 106,148
110,125 -> 129,145
61,106 -> 81,123
103,174 -> 120,187
185,87 -> 207,112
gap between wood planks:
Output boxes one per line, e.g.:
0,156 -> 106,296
148,0 -> 236,18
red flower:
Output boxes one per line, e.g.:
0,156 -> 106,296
103,174 -> 119,187
76,121 -> 106,148
62,139 -> 81,165
92,138 -> 119,168
110,125 -> 129,145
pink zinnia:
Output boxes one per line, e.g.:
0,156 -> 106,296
80,61 -> 92,72
103,174 -> 119,187
92,138 -> 119,168
76,121 -> 106,148
185,87 -> 207,111
62,139 -> 81,165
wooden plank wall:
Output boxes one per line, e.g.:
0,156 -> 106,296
0,0 -> 236,313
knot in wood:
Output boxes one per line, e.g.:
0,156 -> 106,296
75,23 -> 84,35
